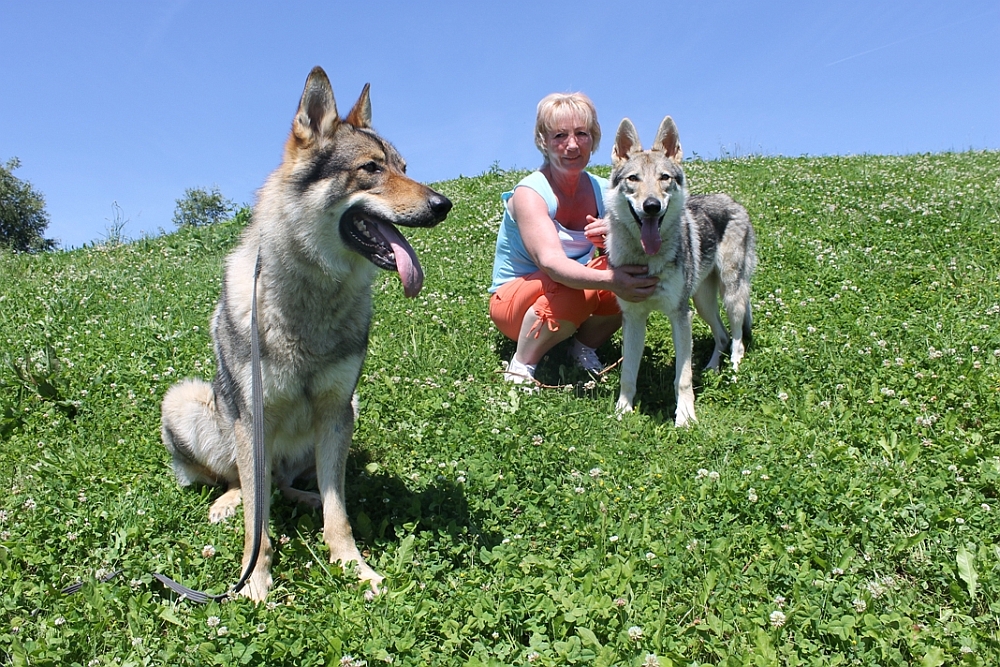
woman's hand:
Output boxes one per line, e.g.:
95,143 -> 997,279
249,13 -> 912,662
610,264 -> 658,302
584,215 -> 608,249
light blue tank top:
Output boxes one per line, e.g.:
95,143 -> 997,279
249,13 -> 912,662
489,170 -> 608,293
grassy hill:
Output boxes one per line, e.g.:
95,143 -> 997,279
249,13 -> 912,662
1,151 -> 999,665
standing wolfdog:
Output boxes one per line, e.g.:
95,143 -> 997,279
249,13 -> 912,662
605,117 -> 756,426
160,67 -> 452,601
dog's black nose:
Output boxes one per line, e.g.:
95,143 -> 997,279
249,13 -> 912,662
642,197 -> 661,215
429,194 -> 453,219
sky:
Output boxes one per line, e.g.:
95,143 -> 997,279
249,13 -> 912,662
2,1 -> 998,249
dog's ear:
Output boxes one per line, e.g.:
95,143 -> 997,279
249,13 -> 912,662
293,66 -> 340,145
345,83 -> 372,129
654,116 -> 683,163
613,118 -> 642,165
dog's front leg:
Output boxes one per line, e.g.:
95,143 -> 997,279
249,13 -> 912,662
234,418 -> 273,602
669,307 -> 697,427
616,308 -> 648,416
316,402 -> 384,591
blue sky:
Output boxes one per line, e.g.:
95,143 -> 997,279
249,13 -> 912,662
2,1 -> 998,249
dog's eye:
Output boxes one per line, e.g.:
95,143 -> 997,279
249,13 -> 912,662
627,174 -> 640,182
360,161 -> 382,174
660,173 -> 673,182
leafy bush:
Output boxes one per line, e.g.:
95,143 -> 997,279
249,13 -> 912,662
172,186 -> 236,228
0,157 -> 55,252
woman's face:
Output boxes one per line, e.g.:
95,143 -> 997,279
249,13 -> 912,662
544,111 -> 593,172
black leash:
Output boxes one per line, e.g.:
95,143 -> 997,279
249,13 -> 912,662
86,249 -> 269,604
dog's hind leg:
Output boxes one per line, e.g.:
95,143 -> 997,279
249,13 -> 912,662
720,279 -> 752,372
692,273 -> 730,371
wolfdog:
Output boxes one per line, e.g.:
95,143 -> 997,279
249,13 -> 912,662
160,67 -> 452,601
605,116 -> 756,426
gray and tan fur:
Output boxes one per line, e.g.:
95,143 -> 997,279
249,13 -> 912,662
161,66 -> 451,601
605,116 -> 756,426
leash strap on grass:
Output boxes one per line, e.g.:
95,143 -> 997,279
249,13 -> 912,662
83,249 -> 269,605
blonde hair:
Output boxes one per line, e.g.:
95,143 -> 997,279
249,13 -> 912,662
534,92 -> 601,161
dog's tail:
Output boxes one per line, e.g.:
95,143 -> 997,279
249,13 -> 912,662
161,379 -> 236,488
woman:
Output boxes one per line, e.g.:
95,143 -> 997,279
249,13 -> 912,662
488,92 -> 658,383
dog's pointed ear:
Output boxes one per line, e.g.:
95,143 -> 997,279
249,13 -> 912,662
345,83 -> 372,129
293,66 -> 340,144
613,118 -> 641,165
654,116 -> 683,163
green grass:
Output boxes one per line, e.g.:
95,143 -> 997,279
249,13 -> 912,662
2,151 -> 1000,666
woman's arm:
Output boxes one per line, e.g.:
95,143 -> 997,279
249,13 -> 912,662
508,187 -> 657,302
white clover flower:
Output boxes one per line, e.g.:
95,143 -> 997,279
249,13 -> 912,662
774,595 -> 786,607
852,598 -> 867,613
643,654 -> 661,667
628,625 -> 643,641
981,503 -> 991,512
589,468 -> 602,478
832,567 -> 844,576
202,544 -> 216,558
23,498 -> 36,510
778,391 -> 789,401
696,468 -> 709,479
609,535 -> 619,542
207,616 -> 220,628
769,610 -> 787,628
216,626 -> 229,637
708,471 -> 720,481
54,616 -> 66,626
526,652 -> 540,662
748,488 -> 759,503
532,435 -> 543,446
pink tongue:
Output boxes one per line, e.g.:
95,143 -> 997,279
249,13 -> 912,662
379,223 -> 424,298
641,218 -> 661,255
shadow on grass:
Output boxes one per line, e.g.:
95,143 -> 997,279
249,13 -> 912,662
268,448 -> 501,565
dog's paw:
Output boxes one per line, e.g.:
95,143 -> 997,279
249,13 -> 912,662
208,488 -> 242,524
674,406 -> 697,428
614,395 -> 635,419
235,570 -> 272,603
280,486 -> 322,510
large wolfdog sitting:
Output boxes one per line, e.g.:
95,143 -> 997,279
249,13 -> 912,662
161,67 -> 451,600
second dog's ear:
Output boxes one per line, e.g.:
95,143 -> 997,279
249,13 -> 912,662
345,84 -> 372,129
654,116 -> 683,163
293,66 -> 340,145
613,118 -> 642,164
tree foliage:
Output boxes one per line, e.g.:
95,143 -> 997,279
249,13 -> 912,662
172,186 -> 235,228
0,157 -> 55,252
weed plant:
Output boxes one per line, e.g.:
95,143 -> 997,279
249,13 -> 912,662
1,152 -> 999,665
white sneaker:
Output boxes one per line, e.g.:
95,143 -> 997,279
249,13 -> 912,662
569,340 -> 603,373
504,355 -> 536,384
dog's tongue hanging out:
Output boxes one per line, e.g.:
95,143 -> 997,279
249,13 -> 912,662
641,218 -> 662,255
382,224 -> 424,298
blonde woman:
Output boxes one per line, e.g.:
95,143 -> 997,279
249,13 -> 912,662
489,93 -> 657,382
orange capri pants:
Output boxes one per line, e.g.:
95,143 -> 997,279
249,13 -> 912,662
489,254 -> 620,341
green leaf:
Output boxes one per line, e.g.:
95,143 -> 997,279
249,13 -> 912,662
920,646 -> 946,667
957,544 -> 978,601
576,626 -> 601,649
